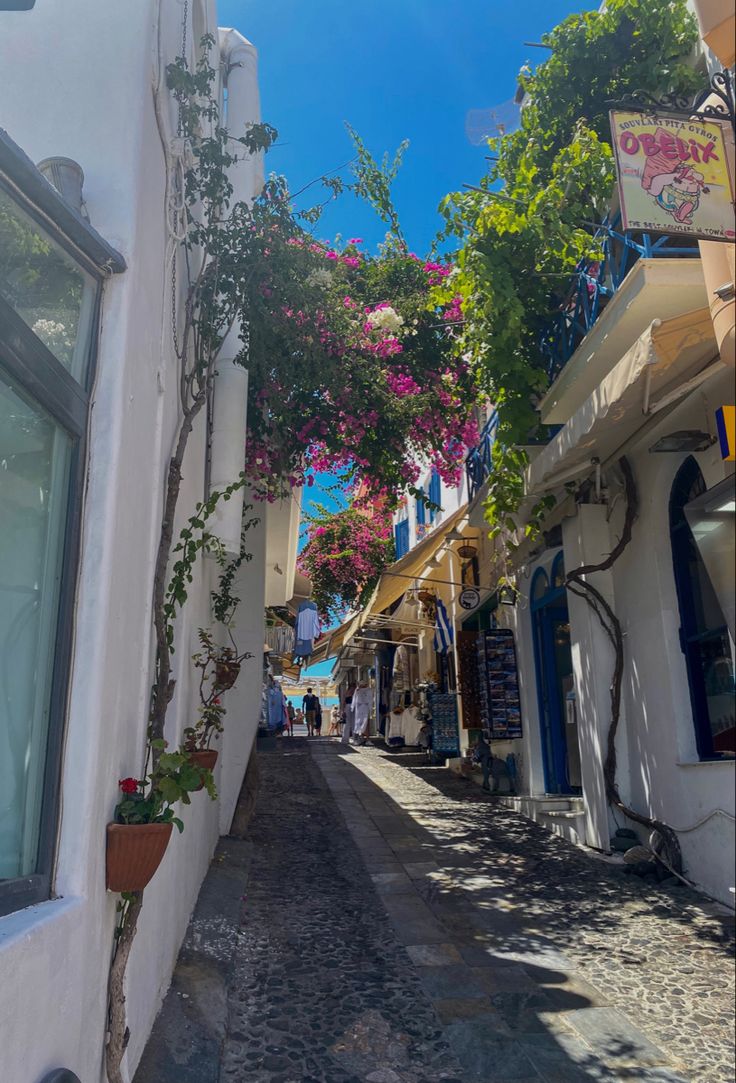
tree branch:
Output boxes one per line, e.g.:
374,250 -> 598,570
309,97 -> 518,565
565,455 -> 682,873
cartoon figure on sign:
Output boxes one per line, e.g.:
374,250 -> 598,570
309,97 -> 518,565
641,132 -> 710,225
645,163 -> 709,224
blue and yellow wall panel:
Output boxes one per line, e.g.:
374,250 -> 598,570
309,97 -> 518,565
715,405 -> 735,461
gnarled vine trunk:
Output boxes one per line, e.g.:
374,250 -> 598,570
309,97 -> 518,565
565,456 -> 683,873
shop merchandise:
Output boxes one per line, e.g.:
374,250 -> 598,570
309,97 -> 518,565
294,599 -> 320,659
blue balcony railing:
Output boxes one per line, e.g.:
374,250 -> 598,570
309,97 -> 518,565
465,410 -> 499,501
540,212 -> 699,383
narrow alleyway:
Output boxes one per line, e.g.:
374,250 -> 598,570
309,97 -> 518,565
137,740 -> 735,1083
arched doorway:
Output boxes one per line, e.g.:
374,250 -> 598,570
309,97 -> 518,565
531,553 -> 582,794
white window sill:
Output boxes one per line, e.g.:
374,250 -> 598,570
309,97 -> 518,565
676,758 -> 736,768
0,894 -> 83,950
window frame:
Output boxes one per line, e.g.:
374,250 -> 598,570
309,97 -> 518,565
669,456 -> 735,762
0,274 -> 100,917
427,469 -> 441,523
394,519 -> 410,559
415,487 -> 426,527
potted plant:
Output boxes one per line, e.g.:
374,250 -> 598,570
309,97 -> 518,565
214,647 -> 242,691
183,696 -> 225,789
457,542 -> 478,559
184,629 -> 245,785
106,750 -> 208,892
184,629 -> 250,787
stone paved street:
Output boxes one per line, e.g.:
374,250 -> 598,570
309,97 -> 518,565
137,738 -> 735,1083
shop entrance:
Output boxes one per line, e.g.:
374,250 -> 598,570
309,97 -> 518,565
530,553 -> 582,795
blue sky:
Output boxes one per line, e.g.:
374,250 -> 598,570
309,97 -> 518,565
220,0 -> 590,253
219,0 -> 590,677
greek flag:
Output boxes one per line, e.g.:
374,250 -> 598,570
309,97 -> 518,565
433,598 -> 454,654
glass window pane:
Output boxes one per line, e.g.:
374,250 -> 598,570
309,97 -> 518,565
532,571 -> 549,601
696,631 -> 736,755
0,186 -> 95,381
683,528 -> 725,634
0,366 -> 72,879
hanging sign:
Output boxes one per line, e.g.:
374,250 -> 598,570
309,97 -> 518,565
458,587 -> 481,611
610,110 -> 735,241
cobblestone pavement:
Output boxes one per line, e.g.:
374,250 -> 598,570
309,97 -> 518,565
308,741 -> 735,1083
139,736 -> 734,1082
220,739 -> 463,1083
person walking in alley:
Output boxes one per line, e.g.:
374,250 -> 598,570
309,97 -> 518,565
314,700 -> 323,736
302,687 -> 320,737
285,700 -> 295,736
473,734 -> 494,792
328,704 -> 341,736
341,685 -> 356,746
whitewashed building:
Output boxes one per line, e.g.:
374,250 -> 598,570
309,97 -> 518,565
0,3 -> 300,1080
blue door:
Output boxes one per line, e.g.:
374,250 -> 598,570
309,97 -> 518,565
531,556 -> 580,795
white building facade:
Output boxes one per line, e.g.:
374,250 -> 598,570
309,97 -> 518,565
0,3 -> 299,1080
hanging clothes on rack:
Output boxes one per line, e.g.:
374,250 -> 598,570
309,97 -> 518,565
294,599 -> 320,660
352,684 -> 373,738
391,642 -> 411,709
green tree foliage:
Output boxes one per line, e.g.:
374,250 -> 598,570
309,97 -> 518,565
436,0 -> 701,535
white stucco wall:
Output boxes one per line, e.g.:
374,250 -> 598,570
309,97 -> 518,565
504,368 -> 735,904
610,370 -> 735,905
0,2 -> 271,1079
394,461 -> 469,553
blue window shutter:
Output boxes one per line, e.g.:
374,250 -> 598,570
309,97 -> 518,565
428,470 -> 441,522
416,488 -> 426,526
394,520 -> 409,558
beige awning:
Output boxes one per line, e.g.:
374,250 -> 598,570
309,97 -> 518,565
308,611 -> 363,664
528,308 -> 720,494
310,504 -> 469,662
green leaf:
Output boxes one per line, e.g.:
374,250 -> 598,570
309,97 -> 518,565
157,777 -> 182,805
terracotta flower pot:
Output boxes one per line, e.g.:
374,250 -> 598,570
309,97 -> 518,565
214,660 -> 240,690
106,822 -> 173,892
189,748 -> 219,791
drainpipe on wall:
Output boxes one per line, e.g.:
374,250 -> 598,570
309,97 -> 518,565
691,0 -> 735,69
208,29 -> 265,553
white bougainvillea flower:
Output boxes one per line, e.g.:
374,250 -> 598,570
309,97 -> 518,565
366,305 -> 404,334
